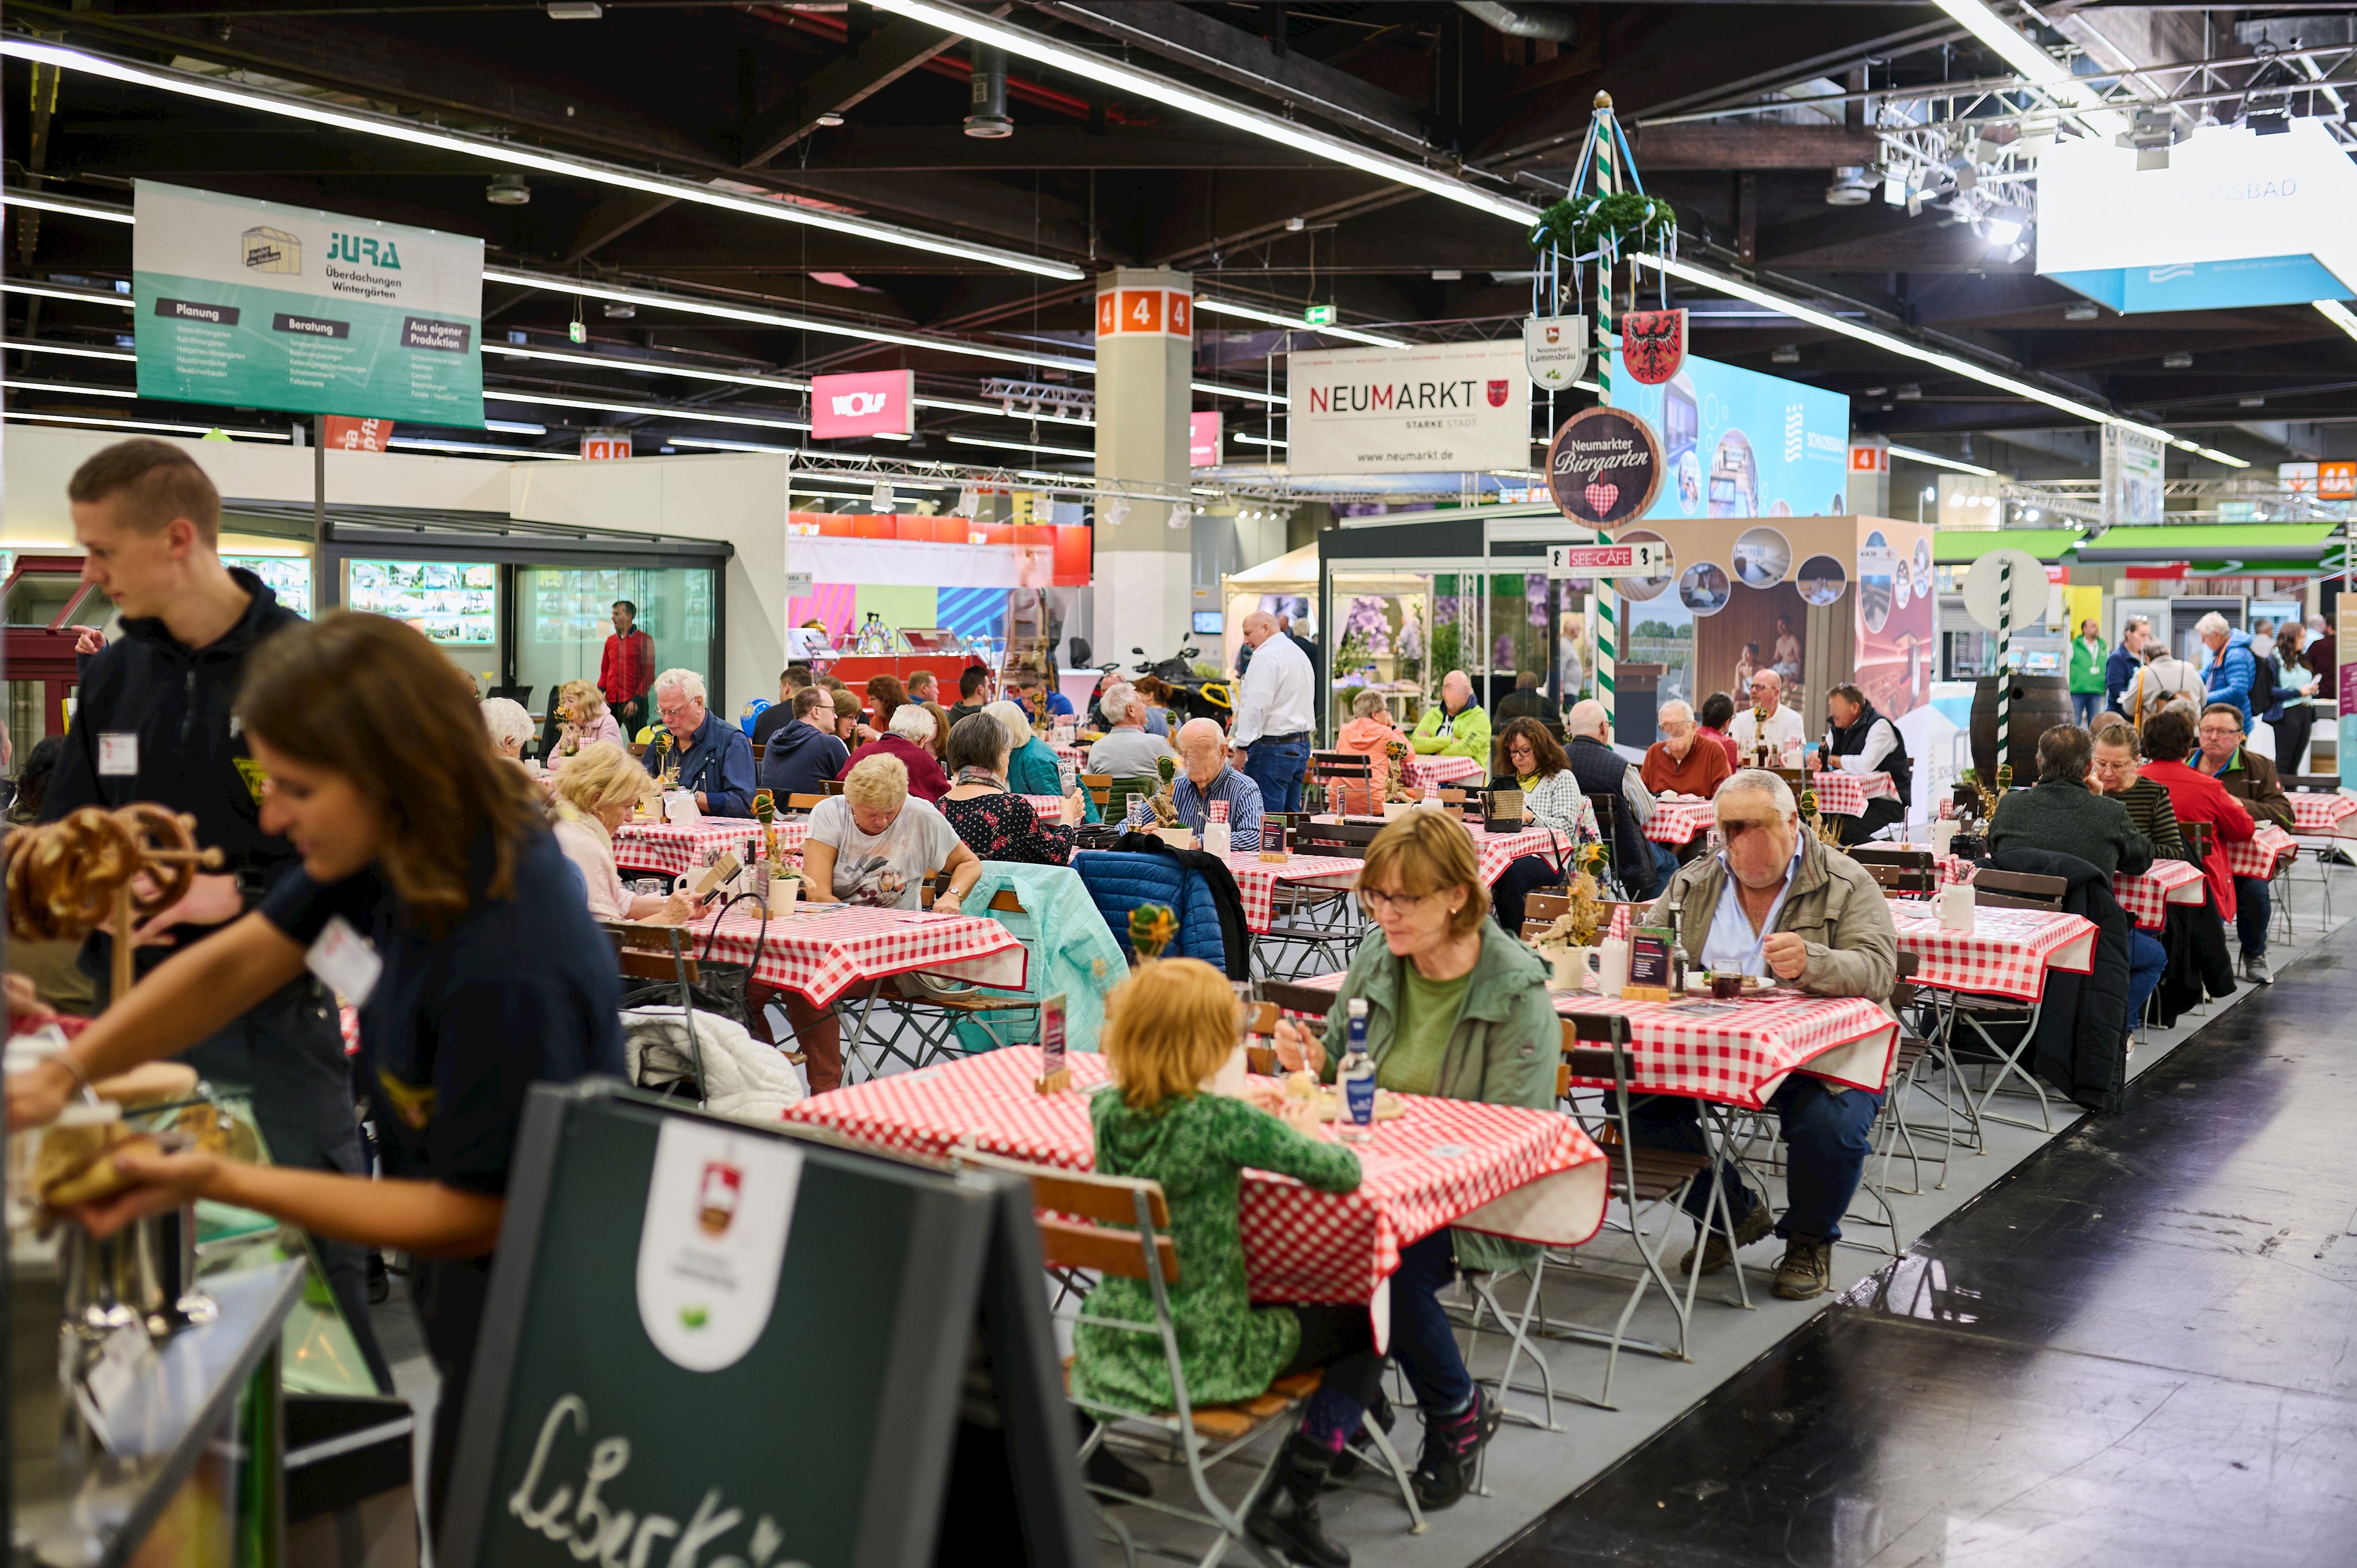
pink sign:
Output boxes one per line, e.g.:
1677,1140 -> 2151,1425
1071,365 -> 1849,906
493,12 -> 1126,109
811,369 -> 914,439
1191,410 -> 1221,467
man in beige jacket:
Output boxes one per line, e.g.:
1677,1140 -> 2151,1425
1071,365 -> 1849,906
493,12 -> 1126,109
1628,769 -> 1898,1299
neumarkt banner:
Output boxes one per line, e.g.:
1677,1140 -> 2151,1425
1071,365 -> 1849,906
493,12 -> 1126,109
132,181 -> 483,426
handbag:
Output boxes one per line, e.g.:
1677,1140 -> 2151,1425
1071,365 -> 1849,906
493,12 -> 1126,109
617,892 -> 769,1026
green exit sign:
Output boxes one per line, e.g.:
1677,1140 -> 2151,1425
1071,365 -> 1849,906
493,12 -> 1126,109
1305,304 -> 1338,326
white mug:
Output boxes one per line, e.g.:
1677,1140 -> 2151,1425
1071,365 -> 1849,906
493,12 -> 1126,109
1549,945 -> 1593,991
1938,883 -> 1975,932
1596,938 -> 1632,998
1931,818 -> 1959,855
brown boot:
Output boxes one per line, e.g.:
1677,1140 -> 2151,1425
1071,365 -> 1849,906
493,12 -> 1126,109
1772,1234 -> 1834,1299
1678,1200 -> 1772,1276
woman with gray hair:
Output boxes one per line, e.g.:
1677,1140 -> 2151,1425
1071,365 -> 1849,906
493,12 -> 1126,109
480,696 -> 537,765
840,698 -> 950,800
1333,686 -> 1410,808
987,697 -> 1099,821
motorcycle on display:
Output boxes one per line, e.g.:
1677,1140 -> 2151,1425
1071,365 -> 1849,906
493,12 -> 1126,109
1131,646 -> 1233,728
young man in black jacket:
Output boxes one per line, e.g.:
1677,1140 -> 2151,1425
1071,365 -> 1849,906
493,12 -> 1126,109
42,438 -> 388,1388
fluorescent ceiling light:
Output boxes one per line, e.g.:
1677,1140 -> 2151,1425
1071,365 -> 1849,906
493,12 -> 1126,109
1634,253 -> 2249,468
674,437 -> 795,455
485,267 -> 1092,374
0,280 -> 133,310
2317,298 -> 2357,345
494,344 -> 809,394
483,388 -> 810,432
0,188 -> 135,224
1886,442 -> 2001,477
387,437 -> 575,460
1931,0 -> 2127,135
6,377 -> 136,400
3,340 -> 137,363
483,418 -> 548,434
0,38 -> 1080,280
865,1 -> 1536,226
1193,380 -> 1289,407
5,410 -> 289,440
1238,433 -> 1289,448
945,433 -> 1094,460
1196,297 -> 1409,350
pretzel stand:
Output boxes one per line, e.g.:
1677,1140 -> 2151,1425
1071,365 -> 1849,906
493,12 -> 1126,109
6,804 -> 227,1005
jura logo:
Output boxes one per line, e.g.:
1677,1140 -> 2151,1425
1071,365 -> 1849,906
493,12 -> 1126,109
829,390 -> 892,418
329,232 -> 402,269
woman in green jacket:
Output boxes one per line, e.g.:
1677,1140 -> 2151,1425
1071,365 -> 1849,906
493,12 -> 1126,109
1072,957 -> 1375,1568
985,698 -> 1099,821
1274,810 -> 1559,1511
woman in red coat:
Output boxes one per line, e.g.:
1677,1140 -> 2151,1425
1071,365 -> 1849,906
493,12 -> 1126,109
2135,709 -> 2253,920
839,702 -> 951,802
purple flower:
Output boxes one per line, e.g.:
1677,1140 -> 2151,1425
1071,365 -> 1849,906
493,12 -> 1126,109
1343,596 -> 1393,657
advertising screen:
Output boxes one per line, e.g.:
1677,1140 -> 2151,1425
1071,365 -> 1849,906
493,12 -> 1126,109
346,557 -> 497,644
1603,350 -> 1852,524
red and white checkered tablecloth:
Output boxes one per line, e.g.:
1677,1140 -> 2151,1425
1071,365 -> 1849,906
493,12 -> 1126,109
1021,795 -> 1065,822
1649,798 -> 1717,845
1286,971 -> 1894,1106
2287,792 -> 2357,838
1471,826 -> 1568,886
1887,900 -> 2096,1001
685,903 -> 1028,1006
1050,743 -> 1086,769
2226,823 -> 2299,879
781,1047 -> 1607,1325
1404,754 -> 1485,791
2110,857 -> 2206,930
1806,770 -> 1894,818
1219,853 -> 1364,933
611,817 -> 773,878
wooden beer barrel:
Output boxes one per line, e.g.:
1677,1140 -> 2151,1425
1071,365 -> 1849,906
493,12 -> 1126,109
1970,673 -> 2072,785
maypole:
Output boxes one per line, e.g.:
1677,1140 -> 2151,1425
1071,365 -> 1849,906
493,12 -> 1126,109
1591,91 -> 1618,730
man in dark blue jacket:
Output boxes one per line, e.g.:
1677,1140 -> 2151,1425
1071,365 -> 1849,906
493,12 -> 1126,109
642,666 -> 756,815
2104,616 -> 2150,715
43,438 -> 387,1388
759,685 -> 851,798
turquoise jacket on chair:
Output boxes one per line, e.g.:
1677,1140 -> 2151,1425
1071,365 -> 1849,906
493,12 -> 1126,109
952,862 -> 1128,1054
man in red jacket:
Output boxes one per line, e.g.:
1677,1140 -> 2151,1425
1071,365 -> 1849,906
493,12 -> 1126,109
599,599 -> 655,737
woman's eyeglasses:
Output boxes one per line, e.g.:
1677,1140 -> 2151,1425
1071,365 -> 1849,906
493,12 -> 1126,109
1360,887 -> 1433,915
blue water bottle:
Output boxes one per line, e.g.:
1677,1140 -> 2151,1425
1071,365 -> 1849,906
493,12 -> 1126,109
1340,997 -> 1376,1140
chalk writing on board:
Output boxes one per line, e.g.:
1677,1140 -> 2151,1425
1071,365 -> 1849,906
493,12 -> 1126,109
507,1394 -> 810,1568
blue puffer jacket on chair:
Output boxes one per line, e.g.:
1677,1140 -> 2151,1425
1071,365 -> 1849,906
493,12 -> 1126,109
1071,850 -> 1233,972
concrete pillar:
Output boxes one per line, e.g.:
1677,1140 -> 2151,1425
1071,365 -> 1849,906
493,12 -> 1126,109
1847,435 -> 1890,517
1093,266 -> 1194,664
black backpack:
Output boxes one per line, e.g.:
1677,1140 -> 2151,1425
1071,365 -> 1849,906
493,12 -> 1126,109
2248,649 -> 2277,716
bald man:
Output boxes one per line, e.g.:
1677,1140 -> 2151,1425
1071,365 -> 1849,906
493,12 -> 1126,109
1727,669 -> 1805,764
1174,716 -> 1264,852
1566,699 -> 1673,899
1231,609 -> 1315,814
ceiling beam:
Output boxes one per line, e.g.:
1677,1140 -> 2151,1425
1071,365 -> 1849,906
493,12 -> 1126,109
1631,122 -> 1882,170
1025,1 -> 1434,154
740,13 -> 978,167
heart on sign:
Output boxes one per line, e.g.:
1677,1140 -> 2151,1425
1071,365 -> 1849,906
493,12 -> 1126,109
1584,481 -> 1620,516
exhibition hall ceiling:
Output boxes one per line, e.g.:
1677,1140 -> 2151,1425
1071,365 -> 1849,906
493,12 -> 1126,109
5,1 -> 2354,470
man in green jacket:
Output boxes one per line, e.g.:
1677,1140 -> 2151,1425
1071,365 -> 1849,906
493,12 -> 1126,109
2069,615 -> 2107,724
1411,669 -> 1492,761
1629,769 -> 1898,1300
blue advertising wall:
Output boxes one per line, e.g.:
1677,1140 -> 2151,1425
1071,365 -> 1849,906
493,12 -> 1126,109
1605,350 -> 1852,522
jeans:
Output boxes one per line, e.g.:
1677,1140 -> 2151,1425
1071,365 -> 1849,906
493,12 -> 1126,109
2127,929 -> 2166,1028
1627,1077 -> 1886,1242
2234,875 -> 2270,959
1491,854 -> 1561,932
1243,738 -> 1310,815
2072,690 -> 2103,724
1387,1230 -> 1475,1416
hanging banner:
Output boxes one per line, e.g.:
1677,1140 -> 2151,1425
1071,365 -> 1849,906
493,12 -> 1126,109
323,415 -> 392,452
1546,406 -> 1664,526
132,180 -> 483,426
1523,315 -> 1590,391
1619,308 -> 1688,386
811,369 -> 914,438
1287,339 -> 1528,475
2102,425 -> 2165,527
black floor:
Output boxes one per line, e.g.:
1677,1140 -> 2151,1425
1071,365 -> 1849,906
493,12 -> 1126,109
1485,923 -> 2357,1568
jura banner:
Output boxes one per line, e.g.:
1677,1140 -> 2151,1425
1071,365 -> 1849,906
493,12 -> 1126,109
1288,339 -> 1529,475
133,180 -> 482,426
1546,406 -> 1664,526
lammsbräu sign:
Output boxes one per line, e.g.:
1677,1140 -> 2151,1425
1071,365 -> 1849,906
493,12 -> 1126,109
133,180 -> 484,426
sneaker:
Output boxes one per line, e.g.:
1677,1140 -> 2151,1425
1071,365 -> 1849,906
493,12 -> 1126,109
1678,1197 -> 1773,1276
1410,1387 -> 1500,1510
2242,954 -> 2274,985
1248,1432 -> 1351,1568
1326,1390 -> 1393,1483
1772,1234 -> 1835,1300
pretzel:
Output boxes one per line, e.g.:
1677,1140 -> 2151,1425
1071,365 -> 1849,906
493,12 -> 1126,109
3,804 -> 214,943
116,803 -> 202,916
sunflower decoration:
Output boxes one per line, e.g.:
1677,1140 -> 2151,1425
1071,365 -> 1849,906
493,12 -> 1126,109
1128,903 -> 1179,963
1799,784 -> 1842,848
1530,841 -> 1611,949
1384,739 -> 1413,803
1148,753 -> 1183,827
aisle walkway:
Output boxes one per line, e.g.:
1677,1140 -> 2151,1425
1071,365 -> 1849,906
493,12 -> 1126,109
1485,917 -> 2357,1568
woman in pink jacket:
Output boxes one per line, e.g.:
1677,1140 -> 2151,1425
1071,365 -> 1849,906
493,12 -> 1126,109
550,678 -> 623,769
1330,687 -> 1410,811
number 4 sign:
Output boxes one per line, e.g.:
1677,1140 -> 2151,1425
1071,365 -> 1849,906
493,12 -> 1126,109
1096,288 -> 1193,339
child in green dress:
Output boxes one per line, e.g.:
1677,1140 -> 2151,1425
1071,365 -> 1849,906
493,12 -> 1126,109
1071,957 -> 1379,1568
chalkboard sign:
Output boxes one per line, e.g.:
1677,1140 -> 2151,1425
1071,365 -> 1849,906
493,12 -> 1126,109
437,1080 -> 1090,1568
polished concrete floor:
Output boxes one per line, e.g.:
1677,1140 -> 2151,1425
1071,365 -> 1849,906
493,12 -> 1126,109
1485,910 -> 2357,1568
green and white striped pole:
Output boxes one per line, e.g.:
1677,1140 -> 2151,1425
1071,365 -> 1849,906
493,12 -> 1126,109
1995,556 -> 2014,775
1592,91 -> 1616,725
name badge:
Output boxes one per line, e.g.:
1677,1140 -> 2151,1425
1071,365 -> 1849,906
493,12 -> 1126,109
305,915 -> 383,1007
97,733 -> 139,777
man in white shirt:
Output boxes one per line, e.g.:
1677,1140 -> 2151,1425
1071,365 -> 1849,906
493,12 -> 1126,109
1809,682 -> 1910,844
1086,685 -> 1174,778
1727,669 -> 1805,765
1230,609 -> 1316,812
